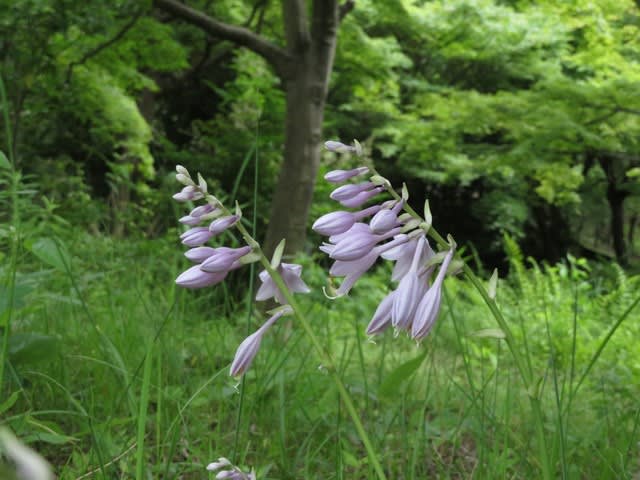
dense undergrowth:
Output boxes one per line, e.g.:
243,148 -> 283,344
2,227 -> 639,479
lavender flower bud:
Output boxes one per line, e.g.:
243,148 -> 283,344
330,227 -> 400,262
175,265 -> 228,289
179,215 -> 202,226
324,140 -> 357,153
330,182 -> 374,202
184,246 -> 217,263
173,185 -> 204,202
230,307 -> 291,376
324,166 -> 369,183
369,201 -> 403,234
209,215 -> 239,235
180,227 -> 213,247
190,204 -> 215,217
339,187 -> 383,208
201,246 -> 252,273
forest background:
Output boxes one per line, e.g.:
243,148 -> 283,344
1,0 -> 640,479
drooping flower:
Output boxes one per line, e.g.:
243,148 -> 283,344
339,187 -> 383,208
369,200 -> 403,234
201,246 -> 252,273
255,263 -> 310,304
411,245 -> 456,341
366,291 -> 396,335
209,215 -> 239,235
391,236 -> 429,330
230,307 -> 291,377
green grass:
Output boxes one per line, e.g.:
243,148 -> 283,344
2,229 -> 640,479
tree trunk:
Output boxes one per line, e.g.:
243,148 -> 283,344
606,183 -> 628,265
263,72 -> 325,256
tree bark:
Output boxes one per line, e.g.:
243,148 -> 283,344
599,155 -> 629,265
154,0 -> 345,257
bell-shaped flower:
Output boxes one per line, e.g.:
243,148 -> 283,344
201,246 -> 252,273
324,166 -> 369,183
330,234 -> 408,296
312,205 -> 381,236
255,263 -> 310,304
339,187 -> 383,208
209,215 -> 239,235
411,246 -> 455,341
391,236 -> 429,330
206,457 -> 256,480
180,227 -> 213,247
366,291 -> 396,335
175,265 -> 228,289
230,307 -> 291,376
383,234 -> 434,282
190,203 -> 215,217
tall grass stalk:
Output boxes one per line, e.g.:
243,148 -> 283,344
0,74 -> 18,393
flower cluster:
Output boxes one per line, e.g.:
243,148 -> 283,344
315,141 -> 456,341
173,166 -> 309,377
206,457 -> 256,480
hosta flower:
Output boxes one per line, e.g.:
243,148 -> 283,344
366,291 -> 396,335
324,140 -> 357,154
411,245 -> 455,341
324,166 -> 369,183
330,225 -> 401,262
180,227 -> 213,247
230,307 -> 291,377
391,236 -> 429,330
339,187 -> 383,208
173,165 -> 311,378
312,205 -> 381,236
369,200 -> 403,234
206,456 -> 256,480
256,263 -> 310,304
330,182 -> 374,202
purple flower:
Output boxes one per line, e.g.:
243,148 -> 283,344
230,307 -> 291,377
330,225 -> 401,262
173,185 -> 204,202
255,263 -> 310,304
330,182 -> 374,202
382,234 -> 434,282
184,246 -> 217,263
324,166 -> 369,183
179,215 -> 202,226
312,205 -> 381,236
180,227 -> 213,247
391,236 -> 429,330
201,246 -> 252,273
330,234 -> 409,296
190,203 -> 215,217
175,265 -> 228,289
209,215 -> 239,235
411,246 -> 455,341
324,140 -> 357,153
206,457 -> 256,480
369,200 -> 403,234
366,291 -> 396,335
339,187 -> 383,208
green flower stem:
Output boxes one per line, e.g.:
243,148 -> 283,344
230,218 -> 388,480
382,177 -> 552,480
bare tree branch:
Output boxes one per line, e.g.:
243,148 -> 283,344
154,0 -> 290,78
339,0 -> 355,21
65,9 -> 144,84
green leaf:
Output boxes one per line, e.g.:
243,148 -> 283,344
8,333 -> 59,366
0,390 -> 20,415
29,237 -> 70,272
0,151 -> 10,169
487,268 -> 498,300
271,239 -> 286,269
469,328 -> 506,339
379,350 -> 428,399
